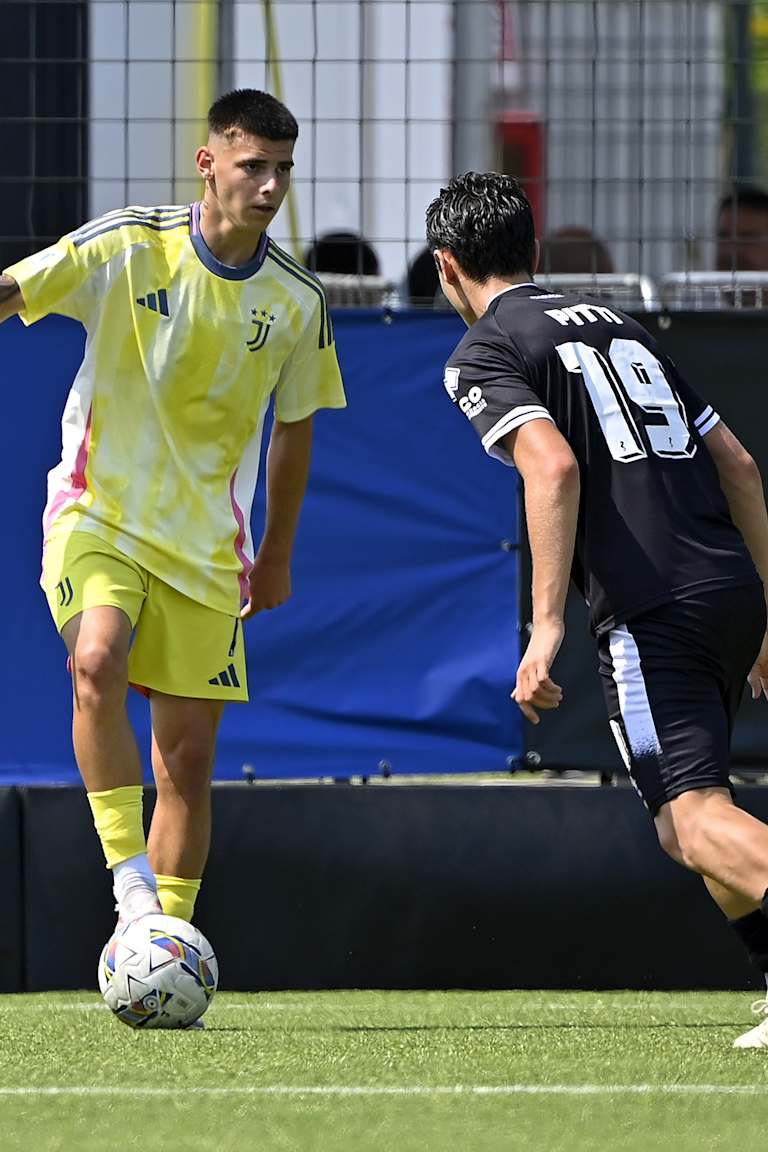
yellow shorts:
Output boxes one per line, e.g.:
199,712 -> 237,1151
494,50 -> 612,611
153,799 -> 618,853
41,530 -> 248,701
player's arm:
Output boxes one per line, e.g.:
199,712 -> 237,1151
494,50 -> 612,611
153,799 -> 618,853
2,226 -> 116,327
505,419 -> 580,724
240,415 -> 314,621
704,421 -> 768,586
245,287 -> 344,621
0,274 -> 22,323
703,420 -> 768,699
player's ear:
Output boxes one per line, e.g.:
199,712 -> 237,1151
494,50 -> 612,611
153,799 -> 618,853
196,146 -> 215,182
438,250 -> 461,286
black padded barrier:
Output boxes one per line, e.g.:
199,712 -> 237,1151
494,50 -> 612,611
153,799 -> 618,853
21,787 -> 116,992
0,789 -> 23,991
19,783 -> 768,992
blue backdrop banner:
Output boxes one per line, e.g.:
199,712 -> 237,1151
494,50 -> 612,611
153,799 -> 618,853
3,310 -> 522,784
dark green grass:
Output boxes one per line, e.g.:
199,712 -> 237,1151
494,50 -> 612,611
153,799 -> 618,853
2,991 -> 768,1151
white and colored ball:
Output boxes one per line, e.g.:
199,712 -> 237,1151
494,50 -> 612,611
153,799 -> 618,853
98,914 -> 218,1029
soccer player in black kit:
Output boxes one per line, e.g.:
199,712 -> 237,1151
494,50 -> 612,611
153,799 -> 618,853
427,172 -> 768,1048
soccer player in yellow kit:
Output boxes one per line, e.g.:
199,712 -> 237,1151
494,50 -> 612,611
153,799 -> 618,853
0,89 -> 346,938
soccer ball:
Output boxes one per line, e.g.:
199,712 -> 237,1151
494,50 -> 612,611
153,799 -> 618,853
98,914 -> 218,1029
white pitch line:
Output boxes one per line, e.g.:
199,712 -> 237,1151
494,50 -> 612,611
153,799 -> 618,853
0,1085 -> 767,1098
0,1004 -> 105,1012
0,1002 -> 292,1012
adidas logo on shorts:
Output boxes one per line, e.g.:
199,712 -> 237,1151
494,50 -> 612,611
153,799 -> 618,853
208,663 -> 240,688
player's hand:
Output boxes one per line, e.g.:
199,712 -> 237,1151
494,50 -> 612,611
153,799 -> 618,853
748,630 -> 768,702
240,553 -> 291,620
512,618 -> 565,725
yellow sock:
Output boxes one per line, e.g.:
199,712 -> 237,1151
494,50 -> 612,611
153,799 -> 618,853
86,785 -> 146,869
155,875 -> 202,923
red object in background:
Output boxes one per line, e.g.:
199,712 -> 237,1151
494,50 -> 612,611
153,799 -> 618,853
496,113 -> 545,234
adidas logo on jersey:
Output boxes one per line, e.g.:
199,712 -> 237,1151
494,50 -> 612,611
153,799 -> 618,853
136,289 -> 170,317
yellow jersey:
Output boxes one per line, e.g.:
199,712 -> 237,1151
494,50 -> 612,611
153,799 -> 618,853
5,203 -> 346,613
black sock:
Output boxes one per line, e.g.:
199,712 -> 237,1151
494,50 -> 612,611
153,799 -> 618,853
730,905 -> 768,974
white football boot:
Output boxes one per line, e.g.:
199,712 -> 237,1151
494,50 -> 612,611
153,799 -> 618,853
733,999 -> 768,1048
112,856 -> 163,934
113,889 -> 163,936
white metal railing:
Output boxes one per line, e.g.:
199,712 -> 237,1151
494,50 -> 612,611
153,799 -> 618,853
535,274 -> 661,312
660,272 -> 768,310
316,274 -> 399,309
319,272 -> 768,312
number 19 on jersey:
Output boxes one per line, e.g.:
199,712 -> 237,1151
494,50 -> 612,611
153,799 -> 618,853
556,338 -> 695,463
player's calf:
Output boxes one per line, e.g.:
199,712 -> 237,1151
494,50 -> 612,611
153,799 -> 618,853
88,785 -> 161,926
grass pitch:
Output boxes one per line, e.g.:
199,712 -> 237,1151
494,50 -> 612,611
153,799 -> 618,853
2,990 -> 768,1151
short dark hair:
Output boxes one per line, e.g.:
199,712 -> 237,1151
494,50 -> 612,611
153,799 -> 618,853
425,172 -> 536,283
717,183 -> 768,217
207,89 -> 298,142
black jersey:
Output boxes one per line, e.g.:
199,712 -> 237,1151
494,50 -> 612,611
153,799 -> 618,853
444,283 -> 759,635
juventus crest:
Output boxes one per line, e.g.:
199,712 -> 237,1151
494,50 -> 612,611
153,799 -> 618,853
247,307 -> 276,352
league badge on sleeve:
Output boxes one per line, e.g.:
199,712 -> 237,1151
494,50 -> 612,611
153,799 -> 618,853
443,366 -> 461,400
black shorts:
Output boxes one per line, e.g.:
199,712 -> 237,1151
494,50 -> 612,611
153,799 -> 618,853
598,583 -> 766,816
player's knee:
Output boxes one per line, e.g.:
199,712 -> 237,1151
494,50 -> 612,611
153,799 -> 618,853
154,737 -> 214,801
674,824 -> 708,874
661,791 -> 727,875
654,811 -> 684,865
662,811 -> 709,874
72,643 -> 127,709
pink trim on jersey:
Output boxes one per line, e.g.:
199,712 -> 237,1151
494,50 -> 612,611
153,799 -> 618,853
44,406 -> 93,537
229,470 -> 251,604
191,201 -> 200,236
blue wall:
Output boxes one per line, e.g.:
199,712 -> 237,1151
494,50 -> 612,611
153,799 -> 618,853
2,310 -> 521,783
